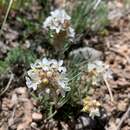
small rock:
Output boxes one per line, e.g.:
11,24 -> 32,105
8,118 -> 14,126
17,123 -> 30,130
69,47 -> 103,62
115,118 -> 120,125
32,112 -> 43,121
31,122 -> 37,128
15,87 -> 27,95
127,119 -> 130,126
10,93 -> 18,107
75,115 -> 91,130
128,93 -> 130,99
3,111 -> 8,117
122,126 -> 130,130
117,101 -> 127,112
5,27 -> 18,42
107,121 -> 117,130
0,124 -> 8,130
7,103 -> 14,110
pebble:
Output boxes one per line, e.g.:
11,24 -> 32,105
31,122 -> 37,128
32,112 -> 43,121
10,93 -> 18,107
115,118 -> 120,125
128,93 -> 130,99
127,119 -> 130,126
69,47 -> 103,61
117,101 -> 127,112
75,116 -> 90,130
16,87 -> 27,95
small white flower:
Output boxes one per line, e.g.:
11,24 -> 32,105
88,60 -> 107,73
89,108 -> 100,119
30,60 -> 42,69
58,74 -> 69,89
43,9 -> 75,41
26,58 -> 70,96
68,27 -> 75,41
26,77 -> 41,91
87,60 -> 112,85
82,97 -> 101,119
26,69 -> 41,91
41,58 -> 52,71
45,88 -> 51,94
50,60 -> 66,73
50,9 -> 71,22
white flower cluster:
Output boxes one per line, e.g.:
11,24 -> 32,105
43,9 -> 75,41
26,58 -> 70,96
87,60 -> 112,85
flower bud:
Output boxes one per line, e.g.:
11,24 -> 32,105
47,71 -> 53,78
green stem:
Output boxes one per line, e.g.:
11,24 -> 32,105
46,110 -> 57,121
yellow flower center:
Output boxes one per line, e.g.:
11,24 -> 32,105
42,78 -> 49,85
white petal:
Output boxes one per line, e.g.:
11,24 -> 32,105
58,60 -> 63,66
42,58 -> 49,65
55,27 -> 61,33
31,60 -> 42,69
89,108 -> 100,119
27,70 -> 39,81
26,77 -> 38,91
68,27 -> 75,39
43,16 -> 52,28
45,88 -> 50,94
42,66 -> 49,71
58,67 -> 66,73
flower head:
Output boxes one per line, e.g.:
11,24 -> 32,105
43,9 -> 75,41
82,96 -> 101,119
87,60 -> 112,85
26,58 -> 70,96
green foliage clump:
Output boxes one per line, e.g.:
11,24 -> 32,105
0,60 -> 8,73
0,47 -> 36,74
71,0 -> 109,33
0,0 -> 32,10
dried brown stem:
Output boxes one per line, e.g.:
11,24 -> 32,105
104,77 -> 114,102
